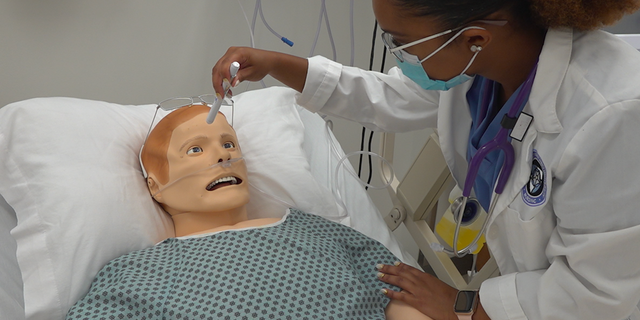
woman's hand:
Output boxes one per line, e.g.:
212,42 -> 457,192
211,47 -> 308,97
377,262 -> 459,320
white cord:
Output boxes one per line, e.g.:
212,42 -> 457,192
349,0 -> 355,67
250,0 -> 269,88
258,0 -> 282,40
322,0 -> 337,61
236,0 -> 255,49
323,121 -> 395,189
335,151 -> 394,190
251,0 -> 259,42
309,1 -> 324,57
323,121 -> 396,221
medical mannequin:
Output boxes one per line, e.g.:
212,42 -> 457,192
66,104 -> 431,320
140,105 -> 279,237
212,1 -> 640,319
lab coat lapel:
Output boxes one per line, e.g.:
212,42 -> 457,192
439,28 -> 572,224
487,28 -> 571,225
528,28 -> 571,134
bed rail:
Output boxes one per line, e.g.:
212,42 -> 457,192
380,132 -> 499,290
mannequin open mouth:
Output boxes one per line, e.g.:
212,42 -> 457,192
206,176 -> 243,191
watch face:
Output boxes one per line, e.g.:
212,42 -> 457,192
454,291 -> 477,313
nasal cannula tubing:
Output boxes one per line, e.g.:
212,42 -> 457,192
150,155 -> 300,211
152,123 -> 396,223
246,181 -> 296,210
151,157 -> 245,198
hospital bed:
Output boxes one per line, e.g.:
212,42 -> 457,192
5,32 -> 637,316
0,87 -> 417,320
380,131 -> 500,291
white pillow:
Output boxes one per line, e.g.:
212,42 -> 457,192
232,87 -> 341,221
0,87 -> 341,320
0,98 -> 175,320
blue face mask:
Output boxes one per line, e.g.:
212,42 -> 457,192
394,26 -> 484,91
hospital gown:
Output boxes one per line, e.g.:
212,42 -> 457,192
66,209 -> 400,320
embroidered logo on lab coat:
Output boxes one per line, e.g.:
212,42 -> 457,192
522,149 -> 547,206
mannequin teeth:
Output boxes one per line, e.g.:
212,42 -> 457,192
206,176 -> 241,191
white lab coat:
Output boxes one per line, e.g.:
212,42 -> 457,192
296,28 -> 640,320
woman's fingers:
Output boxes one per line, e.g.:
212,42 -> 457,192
377,262 -> 459,319
211,47 -> 269,96
378,271 -> 418,294
381,287 -> 420,305
377,262 -> 431,289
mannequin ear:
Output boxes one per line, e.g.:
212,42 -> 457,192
146,176 -> 164,203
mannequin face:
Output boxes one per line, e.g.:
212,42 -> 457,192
148,112 -> 249,215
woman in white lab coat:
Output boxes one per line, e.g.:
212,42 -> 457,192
212,0 -> 640,319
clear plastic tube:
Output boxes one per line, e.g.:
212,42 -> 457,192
323,121 -> 396,220
150,155 -> 317,216
251,0 -> 294,47
309,0 -> 337,61
250,0 -> 269,88
349,0 -> 355,67
236,0 -> 255,49
251,0 -> 260,41
335,151 -> 394,190
258,2 -> 281,40
247,180 -> 296,209
322,0 -> 337,61
324,121 -> 394,189
151,157 -> 245,198
309,1 -> 324,57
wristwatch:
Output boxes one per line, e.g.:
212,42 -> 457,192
454,290 -> 479,320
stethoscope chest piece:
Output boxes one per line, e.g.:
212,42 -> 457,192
435,193 -> 488,256
451,196 -> 481,226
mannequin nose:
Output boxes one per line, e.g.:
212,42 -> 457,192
216,148 -> 232,164
217,156 -> 233,168
215,146 -> 232,163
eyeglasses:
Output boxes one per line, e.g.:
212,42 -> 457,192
381,20 -> 508,62
139,94 -> 234,178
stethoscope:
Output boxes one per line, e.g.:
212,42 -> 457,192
446,63 -> 538,258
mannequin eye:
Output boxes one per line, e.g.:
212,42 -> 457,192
223,142 -> 235,149
186,146 -> 203,155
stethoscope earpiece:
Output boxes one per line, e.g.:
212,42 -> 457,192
470,45 -> 482,53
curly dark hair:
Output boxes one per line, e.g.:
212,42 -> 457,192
530,0 -> 640,30
391,0 -> 640,31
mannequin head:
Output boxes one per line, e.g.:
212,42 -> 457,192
140,104 -> 250,235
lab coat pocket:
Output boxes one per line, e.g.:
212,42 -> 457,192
503,205 -> 555,271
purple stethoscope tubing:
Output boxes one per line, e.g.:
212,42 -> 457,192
450,63 -> 538,257
462,63 -> 538,198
